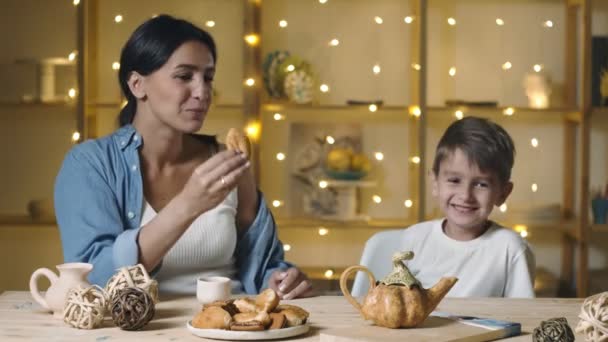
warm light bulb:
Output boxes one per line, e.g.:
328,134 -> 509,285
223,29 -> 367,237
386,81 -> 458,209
368,104 -> 378,112
503,107 -> 515,116
404,16 -> 414,24
454,110 -> 464,120
320,84 -> 330,92
318,227 -> 329,236
286,64 -> 295,72
272,200 -> 282,208
496,18 -> 504,26
319,0 -> 328,3
372,195 -> 382,204
71,131 -> 81,142
514,225 -> 529,238
531,183 -> 538,192
244,34 -> 259,46
73,0 -> 80,5
68,51 -> 77,62
273,113 -> 284,121
533,64 -> 543,72
409,106 -> 421,117
114,15 -> 123,23
245,122 -> 260,141
449,67 -> 456,77
500,203 -> 508,212
112,62 -> 120,70
411,63 -> 421,71
276,153 -> 286,161
502,61 -> 512,70
447,17 -> 456,26
375,152 -> 384,161
520,230 -> 529,238
205,21 -> 216,28
279,20 -> 288,28
531,138 -> 539,147
326,136 -> 335,144
319,180 -> 328,189
372,64 -> 381,74
283,244 -> 291,252
329,39 -> 340,47
324,269 -> 334,278
374,16 -> 383,24
68,88 -> 77,98
245,78 -> 255,87
404,199 -> 413,208
410,156 -> 421,164
543,20 -> 554,28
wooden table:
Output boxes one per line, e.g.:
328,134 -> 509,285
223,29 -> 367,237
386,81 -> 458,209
0,291 -> 585,341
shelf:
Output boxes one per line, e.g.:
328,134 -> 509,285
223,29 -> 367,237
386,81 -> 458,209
591,224 -> 608,233
262,103 -> 408,111
276,217 -> 413,230
0,100 -> 75,107
0,215 -> 55,226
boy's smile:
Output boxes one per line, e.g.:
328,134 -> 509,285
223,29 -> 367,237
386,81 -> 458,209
432,148 -> 513,240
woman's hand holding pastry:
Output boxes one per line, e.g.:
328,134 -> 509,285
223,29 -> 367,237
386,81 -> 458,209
178,150 -> 249,218
268,267 -> 313,300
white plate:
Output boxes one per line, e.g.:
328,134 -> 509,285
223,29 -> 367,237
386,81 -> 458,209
186,321 -> 310,340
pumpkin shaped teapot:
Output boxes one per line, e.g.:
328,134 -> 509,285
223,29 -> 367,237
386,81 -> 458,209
340,251 -> 458,329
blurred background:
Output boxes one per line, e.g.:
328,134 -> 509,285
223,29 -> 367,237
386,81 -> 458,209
1,0 -> 607,298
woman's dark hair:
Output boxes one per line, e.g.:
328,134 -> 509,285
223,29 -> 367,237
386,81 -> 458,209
432,116 -> 516,184
118,15 -> 217,126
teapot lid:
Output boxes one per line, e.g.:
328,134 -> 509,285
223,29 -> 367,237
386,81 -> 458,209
380,251 -> 421,288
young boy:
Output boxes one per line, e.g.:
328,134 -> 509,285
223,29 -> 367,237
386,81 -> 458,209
352,116 -> 535,298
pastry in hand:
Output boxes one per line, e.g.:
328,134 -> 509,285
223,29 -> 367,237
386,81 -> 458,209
192,306 -> 233,330
274,304 -> 310,327
226,128 -> 252,158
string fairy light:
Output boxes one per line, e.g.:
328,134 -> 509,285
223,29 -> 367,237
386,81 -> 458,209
278,20 -> 288,28
272,200 -> 282,208
374,152 -> 384,161
404,199 -> 413,208
68,88 -> 77,98
449,67 -> 457,77
71,131 -> 81,142
503,107 -> 515,116
404,16 -> 414,24
410,156 -> 421,164
319,180 -> 328,189
368,104 -> 378,112
328,38 -> 340,47
318,227 -> 329,236
324,269 -> 334,278
531,138 -> 539,148
496,18 -> 504,26
114,15 -> 123,23
447,17 -> 456,26
244,78 -> 255,87
73,0 -> 80,5
205,21 -> 216,28
112,62 -> 120,70
372,195 -> 382,204
273,113 -> 285,120
68,51 -> 77,62
502,61 -> 512,70
244,34 -> 260,46
326,136 -> 335,144
374,16 -> 383,24
372,64 -> 381,75
454,110 -> 464,119
320,84 -> 330,93
276,152 -> 286,161
409,106 -> 421,117
531,183 -> 538,192
411,63 -> 421,71
500,203 -> 508,212
283,244 -> 291,252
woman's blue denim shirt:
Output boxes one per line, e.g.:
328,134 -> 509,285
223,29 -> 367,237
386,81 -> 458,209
54,124 -> 291,294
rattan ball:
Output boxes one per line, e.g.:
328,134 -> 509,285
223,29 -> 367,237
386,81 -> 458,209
63,285 -> 107,329
533,317 -> 574,342
111,287 -> 155,331
105,264 -> 159,305
576,291 -> 608,342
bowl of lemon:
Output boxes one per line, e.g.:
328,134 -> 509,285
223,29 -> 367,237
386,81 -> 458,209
324,148 -> 371,181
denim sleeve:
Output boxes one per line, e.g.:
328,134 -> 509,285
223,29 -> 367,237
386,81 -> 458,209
54,148 -> 140,286
235,192 -> 293,294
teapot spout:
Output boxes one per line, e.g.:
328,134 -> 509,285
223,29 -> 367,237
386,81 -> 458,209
425,277 -> 458,314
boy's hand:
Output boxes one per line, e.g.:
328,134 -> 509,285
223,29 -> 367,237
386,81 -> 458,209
268,268 -> 313,300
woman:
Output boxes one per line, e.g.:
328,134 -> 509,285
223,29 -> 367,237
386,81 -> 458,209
54,15 -> 312,299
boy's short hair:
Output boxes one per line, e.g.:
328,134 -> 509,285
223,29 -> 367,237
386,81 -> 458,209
432,116 -> 515,184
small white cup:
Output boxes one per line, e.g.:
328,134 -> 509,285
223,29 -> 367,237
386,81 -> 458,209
196,276 -> 231,304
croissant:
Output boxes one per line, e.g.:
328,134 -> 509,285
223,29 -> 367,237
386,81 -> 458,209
226,128 -> 252,158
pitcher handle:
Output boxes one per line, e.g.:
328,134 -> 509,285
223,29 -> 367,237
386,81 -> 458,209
339,265 -> 376,315
29,268 -> 58,310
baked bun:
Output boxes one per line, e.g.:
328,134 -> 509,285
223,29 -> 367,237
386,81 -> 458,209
274,304 -> 310,327
234,311 -> 271,328
192,306 -> 232,330
255,288 -> 280,313
202,299 -> 238,316
269,313 -> 287,330
226,128 -> 251,158
233,297 -> 257,313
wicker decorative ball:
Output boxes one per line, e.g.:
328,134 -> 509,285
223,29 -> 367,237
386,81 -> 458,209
63,285 -> 107,329
576,291 -> 608,342
533,317 -> 574,342
111,287 -> 155,331
105,264 -> 159,305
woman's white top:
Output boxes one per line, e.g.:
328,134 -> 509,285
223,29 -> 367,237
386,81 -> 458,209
140,189 -> 242,294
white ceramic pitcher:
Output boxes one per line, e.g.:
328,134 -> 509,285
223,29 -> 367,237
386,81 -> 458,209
29,262 -> 93,318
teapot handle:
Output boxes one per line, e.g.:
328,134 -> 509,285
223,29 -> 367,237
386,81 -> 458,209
339,265 -> 376,315
29,268 -> 58,310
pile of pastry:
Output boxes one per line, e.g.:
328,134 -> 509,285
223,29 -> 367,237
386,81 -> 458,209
192,289 -> 309,331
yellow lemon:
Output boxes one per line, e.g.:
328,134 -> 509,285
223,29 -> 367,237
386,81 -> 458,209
326,148 -> 352,171
351,154 -> 371,173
